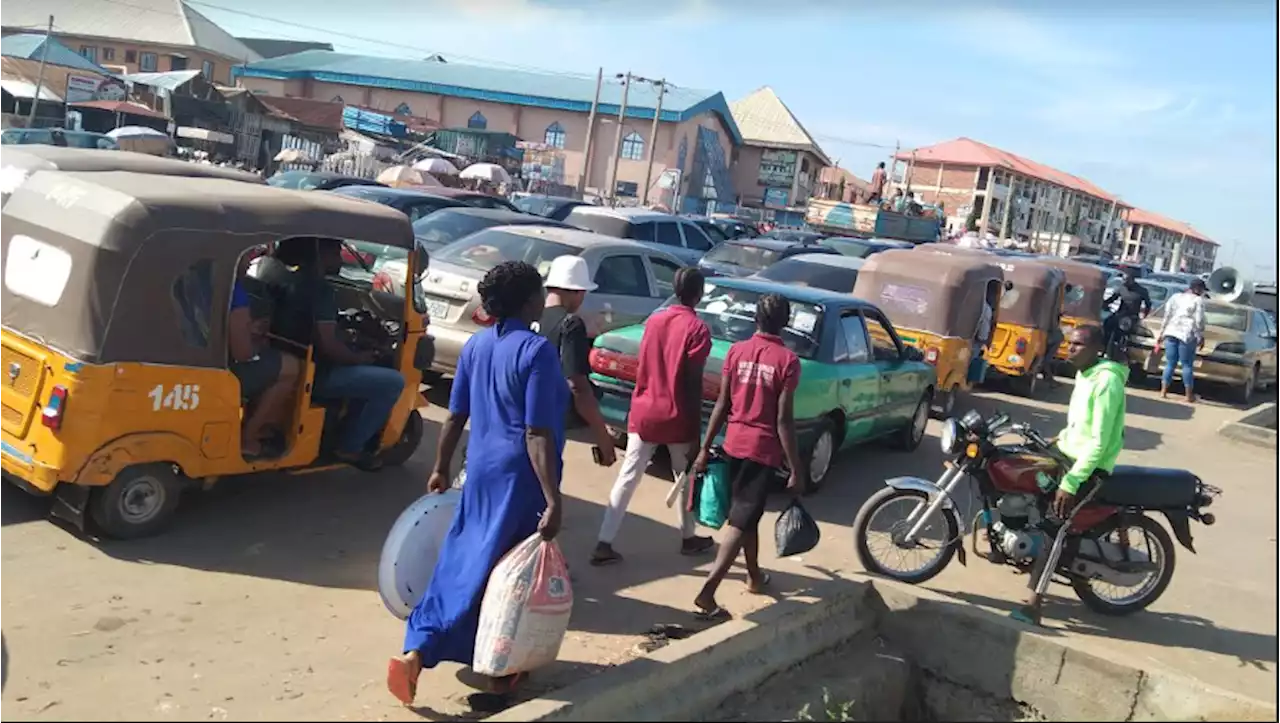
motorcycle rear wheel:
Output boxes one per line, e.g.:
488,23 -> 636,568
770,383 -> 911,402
854,487 -> 959,585
1070,515 -> 1176,616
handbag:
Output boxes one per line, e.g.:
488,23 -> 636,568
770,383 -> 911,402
688,460 -> 731,530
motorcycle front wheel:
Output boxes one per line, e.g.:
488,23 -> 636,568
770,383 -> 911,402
1070,515 -> 1176,616
854,487 -> 959,584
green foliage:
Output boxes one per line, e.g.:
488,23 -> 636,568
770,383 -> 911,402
795,688 -> 855,722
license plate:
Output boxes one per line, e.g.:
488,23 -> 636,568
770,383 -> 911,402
426,299 -> 450,321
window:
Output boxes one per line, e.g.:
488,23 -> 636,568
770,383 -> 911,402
169,55 -> 188,71
139,52 -> 158,71
977,167 -> 991,188
620,131 -> 644,161
690,285 -> 821,358
544,122 -> 566,149
594,255 -> 650,297
80,46 -> 98,63
653,222 -> 683,248
682,223 -> 714,251
101,47 -> 115,61
125,50 -> 137,63
699,223 -> 728,244
433,228 -> 576,274
649,257 -> 680,297
202,60 -> 214,79
172,259 -> 215,348
628,222 -> 656,243
864,315 -> 901,362
836,314 -> 870,363
394,102 -> 413,115
467,111 -> 487,130
5,235 -> 73,308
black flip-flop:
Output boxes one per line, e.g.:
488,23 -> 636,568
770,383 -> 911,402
590,550 -> 623,567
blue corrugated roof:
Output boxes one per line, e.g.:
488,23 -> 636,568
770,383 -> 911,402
1,33 -> 115,76
235,50 -> 742,145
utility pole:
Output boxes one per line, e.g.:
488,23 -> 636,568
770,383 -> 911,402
577,67 -> 603,196
640,76 -> 667,205
606,72 -> 632,205
26,15 -> 54,127
999,176 -> 1017,241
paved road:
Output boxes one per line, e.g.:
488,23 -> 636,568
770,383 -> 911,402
2,380 -> 1275,720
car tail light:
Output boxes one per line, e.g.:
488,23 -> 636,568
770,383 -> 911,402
41,385 -> 68,431
589,348 -> 640,383
1015,338 -> 1028,354
471,307 -> 496,327
925,347 -> 939,364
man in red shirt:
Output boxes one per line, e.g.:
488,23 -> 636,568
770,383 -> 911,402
592,268 -> 717,565
692,293 -> 802,618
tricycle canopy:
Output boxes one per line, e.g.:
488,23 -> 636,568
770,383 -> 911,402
854,248 -> 1005,340
1035,257 -> 1108,322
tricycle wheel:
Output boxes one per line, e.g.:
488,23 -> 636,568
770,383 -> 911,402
1012,364 -> 1040,398
89,464 -> 183,540
931,387 -> 957,420
381,409 -> 424,467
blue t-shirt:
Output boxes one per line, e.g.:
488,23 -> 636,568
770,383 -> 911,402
231,281 -> 251,311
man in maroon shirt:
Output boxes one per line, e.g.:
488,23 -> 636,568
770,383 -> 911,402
692,293 -> 802,618
592,268 -> 717,565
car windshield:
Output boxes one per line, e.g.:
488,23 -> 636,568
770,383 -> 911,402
756,258 -> 859,293
822,238 -> 876,258
65,133 -> 118,149
683,284 -> 821,359
412,211 -> 505,251
333,240 -> 427,312
434,228 -> 577,274
267,171 -> 315,189
702,242 -> 782,271
1204,303 -> 1249,331
513,196 -> 563,217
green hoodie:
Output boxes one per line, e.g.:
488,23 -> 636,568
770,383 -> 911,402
1057,358 -> 1129,494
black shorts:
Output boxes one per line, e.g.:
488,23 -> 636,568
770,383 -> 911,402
726,455 -> 775,531
231,347 -> 283,399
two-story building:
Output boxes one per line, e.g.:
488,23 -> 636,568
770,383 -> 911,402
1122,208 -> 1218,275
892,137 -> 1129,257
233,50 -> 742,212
728,86 -> 831,227
3,0 -> 260,87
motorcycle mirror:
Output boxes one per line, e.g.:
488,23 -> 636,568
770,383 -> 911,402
1004,280 -> 1015,292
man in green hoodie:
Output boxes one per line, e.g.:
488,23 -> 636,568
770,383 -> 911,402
1013,324 -> 1128,625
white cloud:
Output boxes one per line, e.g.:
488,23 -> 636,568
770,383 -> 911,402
947,7 -> 1121,71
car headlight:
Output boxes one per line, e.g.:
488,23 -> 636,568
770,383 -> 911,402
939,419 -> 961,455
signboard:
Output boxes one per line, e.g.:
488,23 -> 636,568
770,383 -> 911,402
763,187 -> 790,208
757,149 -> 797,187
64,74 -> 127,104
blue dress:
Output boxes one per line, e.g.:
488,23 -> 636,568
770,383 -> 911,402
403,319 -> 568,665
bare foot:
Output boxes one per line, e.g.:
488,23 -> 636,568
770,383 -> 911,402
747,572 -> 772,595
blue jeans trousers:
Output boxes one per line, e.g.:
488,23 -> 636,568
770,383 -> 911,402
1161,336 -> 1196,391
314,365 -> 406,455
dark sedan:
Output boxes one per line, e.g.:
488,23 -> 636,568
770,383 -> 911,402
697,236 -> 839,278
328,185 -> 469,222
412,207 -> 575,252
267,170 -> 385,191
426,187 -> 522,213
513,194 -> 589,221
823,236 -> 915,259
761,229 -> 825,245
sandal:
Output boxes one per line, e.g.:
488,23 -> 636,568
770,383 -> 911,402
1009,606 -> 1042,627
386,655 -> 420,705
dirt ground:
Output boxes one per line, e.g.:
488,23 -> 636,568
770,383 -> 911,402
2,380 -> 1275,721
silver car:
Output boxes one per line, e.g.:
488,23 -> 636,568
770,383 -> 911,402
423,225 -> 686,374
564,206 -> 716,266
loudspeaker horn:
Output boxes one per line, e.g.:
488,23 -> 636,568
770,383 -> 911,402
1207,266 -> 1254,304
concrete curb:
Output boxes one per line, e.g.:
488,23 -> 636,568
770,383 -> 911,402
494,574 -> 1277,722
1217,402 -> 1277,449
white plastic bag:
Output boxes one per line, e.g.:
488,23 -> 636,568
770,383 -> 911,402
472,533 -> 573,677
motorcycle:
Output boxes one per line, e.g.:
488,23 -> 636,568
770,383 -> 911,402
853,409 -> 1219,616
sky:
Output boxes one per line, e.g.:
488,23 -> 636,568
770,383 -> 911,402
197,0 -> 1278,279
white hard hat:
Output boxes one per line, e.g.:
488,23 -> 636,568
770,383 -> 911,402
544,255 -> 597,292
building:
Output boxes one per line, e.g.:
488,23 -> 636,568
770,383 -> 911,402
234,50 -> 742,212
727,86 -> 831,226
1122,208 -> 1218,274
2,34 -> 120,127
892,137 -> 1128,257
2,0 -> 260,86
235,38 -> 333,61
814,166 -> 870,204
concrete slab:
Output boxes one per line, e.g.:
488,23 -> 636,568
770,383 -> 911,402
1218,403 -> 1278,449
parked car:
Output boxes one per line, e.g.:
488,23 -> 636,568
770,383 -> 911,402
426,186 -> 522,212
697,236 -> 839,278
513,194 -> 589,221
588,276 -> 937,491
688,217 -> 730,245
822,236 -> 915,259
1,128 -> 119,150
327,185 -> 469,222
753,254 -> 867,293
413,207 -> 575,252
709,217 -> 759,240
421,225 -> 685,375
1128,299 -> 1277,403
1146,271 -> 1200,287
266,170 -> 385,191
761,229 -> 825,244
564,206 -> 717,265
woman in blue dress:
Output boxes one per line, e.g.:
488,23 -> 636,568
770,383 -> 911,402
388,260 -> 568,705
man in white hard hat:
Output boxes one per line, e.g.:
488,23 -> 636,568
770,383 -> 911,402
536,255 -> 617,467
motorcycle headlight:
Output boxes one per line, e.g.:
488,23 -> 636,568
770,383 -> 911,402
939,419 -> 962,455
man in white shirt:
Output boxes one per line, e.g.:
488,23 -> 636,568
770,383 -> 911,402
1156,278 -> 1207,402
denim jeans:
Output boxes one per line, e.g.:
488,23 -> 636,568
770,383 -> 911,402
1162,336 -> 1196,391
313,365 -> 406,455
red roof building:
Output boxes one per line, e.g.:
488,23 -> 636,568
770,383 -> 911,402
1123,207 -> 1219,275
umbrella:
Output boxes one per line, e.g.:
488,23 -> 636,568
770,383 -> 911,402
106,125 -> 168,140
411,157 -> 458,175
274,148 -> 315,164
459,163 -> 511,185
377,165 -> 441,187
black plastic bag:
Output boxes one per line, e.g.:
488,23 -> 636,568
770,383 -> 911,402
774,500 -> 820,557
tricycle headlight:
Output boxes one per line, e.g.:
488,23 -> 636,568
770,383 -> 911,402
940,419 -> 961,455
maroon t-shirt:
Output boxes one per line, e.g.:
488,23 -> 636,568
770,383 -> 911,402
721,333 -> 801,468
628,305 -> 712,444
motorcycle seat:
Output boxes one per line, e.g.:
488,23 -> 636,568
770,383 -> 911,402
1095,466 -> 1198,509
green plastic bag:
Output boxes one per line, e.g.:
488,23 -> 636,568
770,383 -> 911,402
696,460 -> 732,530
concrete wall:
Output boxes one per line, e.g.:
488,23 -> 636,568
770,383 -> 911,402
51,32 -> 236,85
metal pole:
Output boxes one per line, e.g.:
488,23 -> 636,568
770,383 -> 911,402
641,77 -> 666,205
606,72 -> 632,204
26,15 -> 54,126
578,67 -> 603,196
